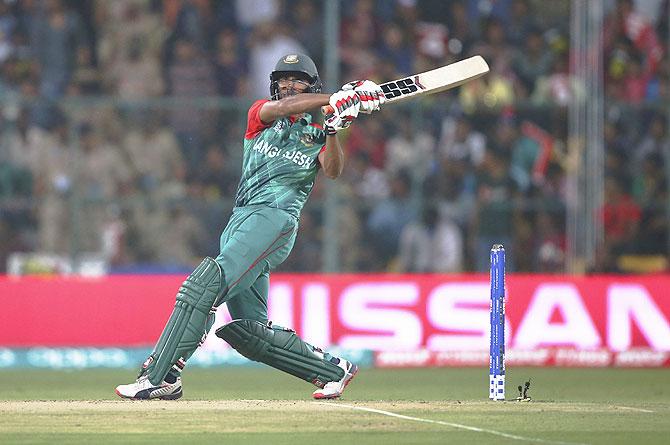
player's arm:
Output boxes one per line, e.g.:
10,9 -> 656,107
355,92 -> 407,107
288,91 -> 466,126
258,79 -> 385,123
258,93 -> 331,123
319,132 -> 345,179
316,88 -> 367,179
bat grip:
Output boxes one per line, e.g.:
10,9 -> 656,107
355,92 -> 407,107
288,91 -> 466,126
321,105 -> 334,115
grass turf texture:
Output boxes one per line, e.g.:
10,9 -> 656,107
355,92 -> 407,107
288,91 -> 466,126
0,367 -> 667,444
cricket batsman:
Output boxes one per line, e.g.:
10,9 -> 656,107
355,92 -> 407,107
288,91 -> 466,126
116,54 -> 385,400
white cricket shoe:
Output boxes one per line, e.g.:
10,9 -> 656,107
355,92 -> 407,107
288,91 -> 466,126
115,375 -> 183,400
312,359 -> 358,400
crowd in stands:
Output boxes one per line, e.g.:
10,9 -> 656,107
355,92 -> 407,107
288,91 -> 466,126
0,0 -> 668,274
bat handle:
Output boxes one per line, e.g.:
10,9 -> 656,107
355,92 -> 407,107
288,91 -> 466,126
321,105 -> 334,115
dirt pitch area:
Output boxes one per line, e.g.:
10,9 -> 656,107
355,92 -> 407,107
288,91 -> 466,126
1,399 -> 667,445
0,368 -> 668,444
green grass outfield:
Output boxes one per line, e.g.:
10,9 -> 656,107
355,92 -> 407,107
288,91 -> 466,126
0,367 -> 668,444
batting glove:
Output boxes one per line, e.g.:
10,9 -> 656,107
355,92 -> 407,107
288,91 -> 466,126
328,89 -> 361,120
324,112 -> 353,135
343,80 -> 386,114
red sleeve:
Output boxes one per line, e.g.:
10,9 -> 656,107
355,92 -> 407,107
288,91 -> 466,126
245,99 -> 272,139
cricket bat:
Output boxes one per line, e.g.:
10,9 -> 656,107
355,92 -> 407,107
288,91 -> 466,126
322,55 -> 489,115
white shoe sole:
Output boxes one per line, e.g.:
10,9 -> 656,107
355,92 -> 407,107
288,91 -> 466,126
115,383 -> 183,400
313,364 -> 359,400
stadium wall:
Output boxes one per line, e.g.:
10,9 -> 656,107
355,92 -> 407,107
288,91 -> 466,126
1,274 -> 669,368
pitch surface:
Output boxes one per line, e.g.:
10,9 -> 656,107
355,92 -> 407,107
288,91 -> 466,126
0,368 -> 667,444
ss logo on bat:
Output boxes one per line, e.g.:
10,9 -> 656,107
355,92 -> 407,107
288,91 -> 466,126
381,76 -> 425,99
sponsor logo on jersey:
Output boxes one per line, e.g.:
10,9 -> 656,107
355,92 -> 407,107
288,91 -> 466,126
273,120 -> 287,133
300,133 -> 315,146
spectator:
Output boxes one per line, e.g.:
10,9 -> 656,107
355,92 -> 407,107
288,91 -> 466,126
459,55 -> 514,113
425,154 -> 477,227
416,0 -> 452,26
508,120 -> 541,193
471,147 -> 519,272
190,144 -> 239,200
398,205 -> 464,272
511,26 -> 553,98
600,175 -> 641,265
278,209 -> 322,272
99,204 -> 128,266
346,118 -> 387,169
213,29 -> 246,97
634,156 -> 668,255
366,170 -> 416,269
533,210 -> 565,273
604,0 -> 663,77
506,0 -> 535,46
147,200 -> 206,267
341,0 -> 380,49
77,123 -> 130,200
234,0 -> 280,31
290,0 -> 324,67
28,111 -> 73,254
378,22 -> 413,76
604,119 -> 630,167
76,124 -> 131,252
123,112 -> 186,200
31,0 -> 89,98
167,38 -> 218,169
2,107 -> 34,172
438,114 -> 486,168
633,152 -> 666,206
532,53 -> 584,106
0,0 -> 17,64
645,57 -> 670,101
632,114 -> 669,176
342,151 -> 390,202
96,0 -> 166,80
466,0 -> 513,27
469,18 -> 514,77
108,36 -> 164,98
248,21 -> 305,99
538,162 -> 567,213
167,0 -> 212,49
622,49 -> 654,104
385,112 -> 435,177
340,0 -> 380,81
444,0 -> 474,56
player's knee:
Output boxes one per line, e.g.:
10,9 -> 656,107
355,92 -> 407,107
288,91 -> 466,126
215,319 -> 270,361
176,257 -> 223,312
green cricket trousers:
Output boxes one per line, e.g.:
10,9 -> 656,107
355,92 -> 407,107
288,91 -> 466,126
215,205 -> 298,321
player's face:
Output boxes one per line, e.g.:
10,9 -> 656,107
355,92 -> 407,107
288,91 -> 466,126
278,75 -> 310,98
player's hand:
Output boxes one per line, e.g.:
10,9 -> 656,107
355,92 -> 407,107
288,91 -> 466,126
343,80 -> 386,114
324,112 -> 354,135
328,89 -> 361,121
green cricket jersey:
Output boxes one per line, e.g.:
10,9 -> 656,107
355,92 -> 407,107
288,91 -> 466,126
235,99 -> 327,218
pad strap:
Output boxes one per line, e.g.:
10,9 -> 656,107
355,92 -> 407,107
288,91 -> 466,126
216,319 -> 344,387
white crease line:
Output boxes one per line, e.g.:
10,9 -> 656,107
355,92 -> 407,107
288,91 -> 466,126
314,402 -> 588,445
614,406 -> 654,413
